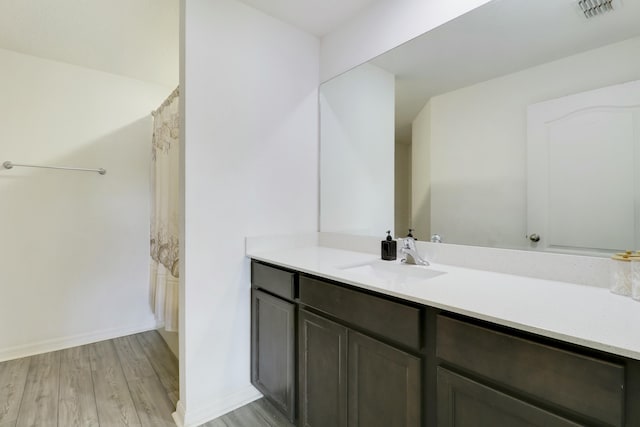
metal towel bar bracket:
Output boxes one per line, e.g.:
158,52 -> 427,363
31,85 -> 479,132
2,161 -> 106,175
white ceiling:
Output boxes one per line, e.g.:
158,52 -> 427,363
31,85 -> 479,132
367,0 -> 640,144
238,0 -> 379,36
0,0 -> 373,86
0,0 -> 179,87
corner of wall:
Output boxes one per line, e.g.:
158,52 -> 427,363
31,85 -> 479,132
173,386 -> 262,427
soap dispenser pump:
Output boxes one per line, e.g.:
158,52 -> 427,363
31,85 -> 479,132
381,230 -> 397,261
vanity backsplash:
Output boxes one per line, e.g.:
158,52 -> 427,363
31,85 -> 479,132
315,232 -> 610,288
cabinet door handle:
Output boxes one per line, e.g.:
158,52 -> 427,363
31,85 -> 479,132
528,233 -> 540,242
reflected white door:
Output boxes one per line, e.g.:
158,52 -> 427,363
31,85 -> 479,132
527,79 -> 640,255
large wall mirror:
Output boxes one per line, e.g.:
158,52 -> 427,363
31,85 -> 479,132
320,0 -> 640,256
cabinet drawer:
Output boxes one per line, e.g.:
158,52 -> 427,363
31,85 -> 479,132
436,315 -> 624,427
299,276 -> 422,350
251,261 -> 296,300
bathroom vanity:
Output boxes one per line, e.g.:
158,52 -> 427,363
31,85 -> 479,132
249,245 -> 640,427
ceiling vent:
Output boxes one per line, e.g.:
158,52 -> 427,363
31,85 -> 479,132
578,0 -> 614,18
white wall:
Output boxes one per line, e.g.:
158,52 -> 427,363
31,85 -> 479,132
0,48 -> 173,361
0,0 -> 179,87
425,36 -> 640,249
158,328 -> 179,358
179,0 -> 319,425
411,100 -> 431,241
320,63 -> 395,237
320,0 -> 492,81
395,142 -> 411,237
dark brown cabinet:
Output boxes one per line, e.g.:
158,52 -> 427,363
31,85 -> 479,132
436,315 -> 625,427
437,368 -> 581,427
298,309 -> 348,427
348,330 -> 421,427
251,263 -> 297,423
298,275 -> 422,350
298,275 -> 423,427
298,308 -> 422,427
250,260 -> 640,427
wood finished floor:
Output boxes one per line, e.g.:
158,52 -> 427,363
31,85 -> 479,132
0,330 -> 178,427
203,399 -> 294,427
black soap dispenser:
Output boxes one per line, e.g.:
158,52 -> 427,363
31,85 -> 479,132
381,230 -> 397,261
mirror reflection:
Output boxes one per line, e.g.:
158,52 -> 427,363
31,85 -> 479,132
319,0 -> 640,255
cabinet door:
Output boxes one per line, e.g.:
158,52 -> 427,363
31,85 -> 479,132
437,368 -> 581,427
436,315 -> 624,426
348,330 -> 421,427
251,289 -> 296,422
299,309 -> 348,427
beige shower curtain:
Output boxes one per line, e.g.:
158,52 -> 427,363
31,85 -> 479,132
150,87 -> 179,332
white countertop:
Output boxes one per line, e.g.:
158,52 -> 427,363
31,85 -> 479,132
248,245 -> 640,360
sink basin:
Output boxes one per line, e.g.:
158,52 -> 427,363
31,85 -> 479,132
338,260 -> 446,285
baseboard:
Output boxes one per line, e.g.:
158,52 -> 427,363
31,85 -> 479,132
172,401 -> 187,427
173,385 -> 262,427
0,320 -> 160,362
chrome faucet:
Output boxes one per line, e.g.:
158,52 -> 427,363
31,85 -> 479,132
400,238 -> 429,266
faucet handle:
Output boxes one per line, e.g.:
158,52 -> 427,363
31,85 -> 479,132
402,237 -> 416,250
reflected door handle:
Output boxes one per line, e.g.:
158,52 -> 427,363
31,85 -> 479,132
528,233 -> 540,242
